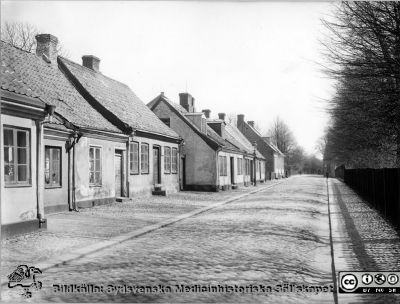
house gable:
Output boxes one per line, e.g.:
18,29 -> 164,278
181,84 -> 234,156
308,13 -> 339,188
59,57 -> 179,140
150,98 -> 218,186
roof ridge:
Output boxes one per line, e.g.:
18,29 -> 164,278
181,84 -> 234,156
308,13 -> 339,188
59,56 -> 131,89
1,40 -> 36,56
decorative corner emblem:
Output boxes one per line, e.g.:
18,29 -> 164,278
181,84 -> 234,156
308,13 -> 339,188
7,265 -> 43,298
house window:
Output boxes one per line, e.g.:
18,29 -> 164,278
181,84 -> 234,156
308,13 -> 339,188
160,118 -> 171,127
171,148 -> 178,174
89,146 -> 102,186
140,143 -> 149,174
219,156 -> 227,176
237,158 -> 243,175
130,142 -> 139,174
164,146 -> 171,174
3,127 -> 30,185
45,147 -> 61,187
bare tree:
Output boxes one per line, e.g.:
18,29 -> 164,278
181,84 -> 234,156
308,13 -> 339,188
1,21 -> 69,57
1,21 -> 37,52
322,2 -> 400,167
267,117 -> 295,155
226,113 -> 237,126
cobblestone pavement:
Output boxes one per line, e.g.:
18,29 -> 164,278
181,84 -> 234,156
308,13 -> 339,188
329,178 -> 400,304
2,175 -> 335,303
1,184 -> 272,283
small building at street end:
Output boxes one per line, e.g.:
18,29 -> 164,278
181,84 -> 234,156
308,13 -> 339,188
148,92 -> 266,191
236,114 -> 285,179
1,34 -> 181,238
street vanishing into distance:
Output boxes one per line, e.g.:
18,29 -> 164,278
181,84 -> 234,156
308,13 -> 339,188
3,175 -> 399,303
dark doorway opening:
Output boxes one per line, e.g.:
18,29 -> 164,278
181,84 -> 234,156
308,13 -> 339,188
115,150 -> 123,197
230,157 -> 235,185
153,146 -> 161,184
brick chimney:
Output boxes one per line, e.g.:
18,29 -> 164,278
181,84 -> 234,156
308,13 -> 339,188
248,121 -> 255,127
208,120 -> 225,138
35,34 -> 58,64
179,93 -> 195,113
218,113 -> 226,121
237,114 -> 245,130
82,55 -> 100,72
202,109 -> 211,119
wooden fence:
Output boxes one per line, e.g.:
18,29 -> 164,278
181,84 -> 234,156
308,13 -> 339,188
343,168 -> 400,229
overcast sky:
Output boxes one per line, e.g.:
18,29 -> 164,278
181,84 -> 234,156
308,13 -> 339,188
2,1 -> 336,155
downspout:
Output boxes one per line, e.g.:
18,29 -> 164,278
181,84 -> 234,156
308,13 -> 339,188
36,104 -> 57,228
126,129 -> 136,198
178,137 -> 184,191
66,131 -> 80,212
215,147 -> 222,191
68,141 -> 72,210
36,120 -> 46,227
253,151 -> 257,187
126,137 -> 130,198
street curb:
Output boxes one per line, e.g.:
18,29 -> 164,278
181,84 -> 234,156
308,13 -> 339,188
2,181 -> 283,282
326,178 -> 338,304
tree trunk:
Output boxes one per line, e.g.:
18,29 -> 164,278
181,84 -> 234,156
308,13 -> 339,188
396,129 -> 400,167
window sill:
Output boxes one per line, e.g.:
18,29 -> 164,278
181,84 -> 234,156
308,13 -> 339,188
5,184 -> 32,188
45,185 -> 62,189
89,185 -> 102,188
130,173 -> 140,175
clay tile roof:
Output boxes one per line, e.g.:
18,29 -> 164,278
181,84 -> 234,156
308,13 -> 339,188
59,57 -> 179,139
0,41 -> 121,133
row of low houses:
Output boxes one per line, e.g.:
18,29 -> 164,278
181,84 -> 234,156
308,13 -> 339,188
0,34 -> 284,238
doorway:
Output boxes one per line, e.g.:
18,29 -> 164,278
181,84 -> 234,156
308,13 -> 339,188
230,157 -> 235,184
114,151 -> 122,197
250,160 -> 254,184
153,146 -> 161,185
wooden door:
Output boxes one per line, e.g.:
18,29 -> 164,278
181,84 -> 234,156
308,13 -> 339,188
153,147 -> 160,185
230,157 -> 235,184
115,152 -> 122,197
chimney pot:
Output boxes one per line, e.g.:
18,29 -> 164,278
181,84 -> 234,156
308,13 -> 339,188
202,109 -> 211,119
35,34 -> 58,64
82,55 -> 100,72
218,113 -> 226,121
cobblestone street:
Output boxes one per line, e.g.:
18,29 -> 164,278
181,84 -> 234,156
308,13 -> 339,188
1,176 -> 400,303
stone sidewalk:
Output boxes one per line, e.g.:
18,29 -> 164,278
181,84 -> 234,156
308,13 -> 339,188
1,182 -> 279,285
328,178 -> 400,304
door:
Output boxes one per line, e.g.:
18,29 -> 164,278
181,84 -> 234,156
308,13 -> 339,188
153,147 -> 160,185
230,157 -> 235,184
114,151 -> 122,197
250,160 -> 254,183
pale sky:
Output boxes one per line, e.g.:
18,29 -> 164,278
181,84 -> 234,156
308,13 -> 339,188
2,1 -> 336,155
